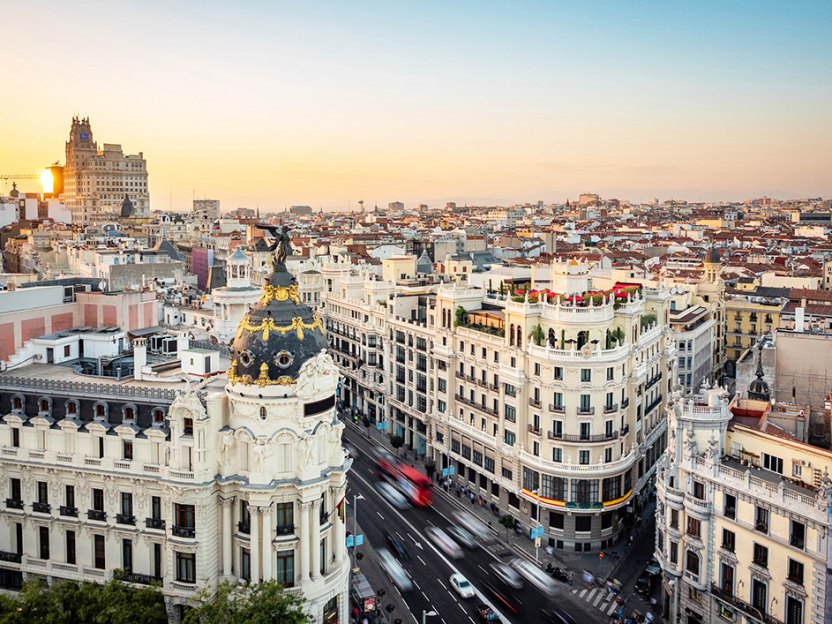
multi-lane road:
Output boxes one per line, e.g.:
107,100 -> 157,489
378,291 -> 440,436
344,428 -> 619,624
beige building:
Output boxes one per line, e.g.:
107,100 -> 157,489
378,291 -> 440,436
60,117 -> 149,225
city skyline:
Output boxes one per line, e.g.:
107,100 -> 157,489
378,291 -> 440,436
2,1 -> 831,210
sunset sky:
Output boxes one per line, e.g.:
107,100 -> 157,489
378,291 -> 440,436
1,1 -> 830,211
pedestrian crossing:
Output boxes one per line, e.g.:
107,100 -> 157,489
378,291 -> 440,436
571,586 -> 622,617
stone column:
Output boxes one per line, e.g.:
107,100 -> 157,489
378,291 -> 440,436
311,498 -> 322,579
250,506 -> 260,583
299,502 -> 311,581
333,500 -> 345,563
261,504 -> 272,581
221,497 -> 234,577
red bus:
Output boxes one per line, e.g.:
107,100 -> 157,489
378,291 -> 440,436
376,457 -> 433,507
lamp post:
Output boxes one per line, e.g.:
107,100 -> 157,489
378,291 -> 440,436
422,609 -> 437,624
533,488 -> 542,562
352,493 -> 365,559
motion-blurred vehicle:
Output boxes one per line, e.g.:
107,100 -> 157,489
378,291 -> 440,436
384,530 -> 410,562
489,562 -> 524,590
343,441 -> 359,459
481,581 -> 524,615
376,455 -> 433,506
377,548 -> 412,592
541,607 -> 576,624
375,481 -> 410,510
510,557 -> 557,597
476,604 -> 502,623
425,526 -> 463,559
452,510 -> 494,542
645,559 -> 661,576
635,574 -> 651,597
450,573 -> 476,599
447,525 -> 478,549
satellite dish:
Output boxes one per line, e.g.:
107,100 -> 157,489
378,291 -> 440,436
98,280 -> 107,292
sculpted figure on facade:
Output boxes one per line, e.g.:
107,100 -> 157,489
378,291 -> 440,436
219,430 -> 235,466
253,438 -> 270,471
297,351 -> 339,400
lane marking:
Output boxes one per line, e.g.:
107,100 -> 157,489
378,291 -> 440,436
413,581 -> 421,590
377,511 -> 385,520
477,564 -> 489,574
437,579 -> 447,590
417,555 -> 427,566
607,601 -> 619,616
592,591 -> 604,607
579,588 -> 588,598
457,602 -> 466,613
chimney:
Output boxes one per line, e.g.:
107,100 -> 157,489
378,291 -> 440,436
177,331 -> 190,354
133,338 -> 147,381
795,307 -> 805,333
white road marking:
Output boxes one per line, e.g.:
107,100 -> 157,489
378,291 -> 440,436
607,601 -> 619,615
422,591 -> 429,601
592,591 -> 605,607
377,511 -> 385,520
437,579 -> 447,590
417,555 -> 427,566
413,581 -> 421,590
468,618 -> 476,624
395,531 -> 405,541
579,588 -> 588,598
457,602 -> 466,613
477,564 -> 489,574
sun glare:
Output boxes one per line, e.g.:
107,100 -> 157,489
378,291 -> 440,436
39,169 -> 54,193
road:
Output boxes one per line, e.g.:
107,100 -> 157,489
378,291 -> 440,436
344,428 -> 617,624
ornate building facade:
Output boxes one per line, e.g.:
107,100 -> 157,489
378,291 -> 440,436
0,237 -> 350,622
61,116 -> 149,225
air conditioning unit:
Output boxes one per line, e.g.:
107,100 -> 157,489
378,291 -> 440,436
800,460 -> 811,468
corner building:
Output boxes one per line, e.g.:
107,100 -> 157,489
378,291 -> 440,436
0,252 -> 349,621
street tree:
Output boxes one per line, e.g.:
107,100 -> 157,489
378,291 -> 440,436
499,514 -> 515,542
184,580 -> 311,624
389,434 -> 405,457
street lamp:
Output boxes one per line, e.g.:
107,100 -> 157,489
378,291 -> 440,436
352,493 -> 365,559
533,488 -> 542,562
422,610 -> 437,624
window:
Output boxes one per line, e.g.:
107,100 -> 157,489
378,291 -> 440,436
687,517 -> 701,538
534,363 -> 541,376
93,488 -> 104,511
122,539 -> 133,572
552,448 -> 562,463
11,428 -> 19,448
549,512 -> 564,529
176,504 -> 196,529
579,450 -> 590,465
604,447 -> 612,463
669,540 -> 678,564
176,552 -> 196,583
504,405 -> 516,422
670,508 -> 679,529
686,550 -> 700,577
65,485 -> 75,509
37,481 -> 48,504
554,367 -> 563,380
579,395 -> 591,412
276,502 -> 294,535
755,506 -> 769,533
721,529 -> 735,552
123,440 -> 133,460
751,579 -> 767,614
66,530 -> 76,565
503,430 -> 516,446
120,492 -> 133,518
580,369 -> 591,382
753,543 -> 768,568
39,526 -> 50,560
692,481 -> 705,500
786,596 -> 803,624
788,559 -> 804,584
762,453 -> 783,474
94,534 -> 106,569
553,392 -> 563,409
501,467 -> 512,480
320,538 -> 327,575
241,548 -> 251,581
723,493 -> 736,519
183,418 -> 193,435
606,367 -> 614,381
720,562 -> 734,594
153,543 -> 162,578
276,551 -> 294,587
579,422 -> 591,440
790,520 -> 805,550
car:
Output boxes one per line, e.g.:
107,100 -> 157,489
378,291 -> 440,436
377,548 -> 412,592
509,557 -> 557,597
452,510 -> 494,542
489,562 -> 524,590
482,580 -> 524,615
343,441 -> 359,459
450,573 -> 476,599
375,481 -> 410,510
645,559 -> 661,576
426,526 -> 463,559
384,530 -> 410,562
541,607 -> 577,624
447,525 -> 478,549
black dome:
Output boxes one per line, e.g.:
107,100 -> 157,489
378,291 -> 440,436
228,228 -> 326,387
704,246 -> 721,264
747,344 -> 770,401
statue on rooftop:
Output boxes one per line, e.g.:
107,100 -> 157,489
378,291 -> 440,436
257,223 -> 292,271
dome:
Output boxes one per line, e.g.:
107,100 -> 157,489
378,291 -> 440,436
747,344 -> 770,401
120,194 -> 134,218
704,246 -> 721,264
416,249 -> 433,275
227,226 -> 327,387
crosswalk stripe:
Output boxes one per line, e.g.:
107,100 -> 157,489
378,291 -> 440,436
592,591 -> 605,607
579,588 -> 588,598
571,589 -> 577,594
606,601 -> 618,616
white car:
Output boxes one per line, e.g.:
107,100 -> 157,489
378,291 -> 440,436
510,557 -> 557,597
450,573 -> 476,599
377,548 -> 413,592
426,526 -> 463,559
447,525 -> 478,549
489,562 -> 524,590
375,481 -> 410,510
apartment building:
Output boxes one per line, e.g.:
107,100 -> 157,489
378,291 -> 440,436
726,287 -> 787,366
655,374 -> 832,624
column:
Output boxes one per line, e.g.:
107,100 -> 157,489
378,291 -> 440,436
333,500 -> 345,563
299,502 -> 311,582
221,497 -> 233,577
250,507 -> 260,583
311,498 -> 322,579
261,504 -> 272,581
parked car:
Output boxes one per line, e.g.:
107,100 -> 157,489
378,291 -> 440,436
384,530 -> 410,562
489,562 -> 524,590
426,527 -> 463,559
375,481 -> 410,510
447,525 -> 478,549
377,548 -> 412,592
450,573 -> 476,599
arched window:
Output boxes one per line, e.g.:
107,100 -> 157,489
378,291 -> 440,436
95,403 -> 106,418
152,409 -> 165,424
123,406 -> 135,420
67,401 -> 78,415
509,324 -> 515,347
39,399 -> 50,413
12,396 -> 22,411
516,325 -> 522,349
577,331 -> 588,350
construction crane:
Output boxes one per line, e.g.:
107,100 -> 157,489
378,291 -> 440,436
0,174 -> 40,194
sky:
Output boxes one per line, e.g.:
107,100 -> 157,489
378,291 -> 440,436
1,0 -> 831,210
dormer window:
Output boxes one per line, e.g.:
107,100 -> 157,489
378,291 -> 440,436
123,406 -> 135,421
39,399 -> 50,414
67,401 -> 78,416
152,409 -> 165,424
94,403 -> 106,419
12,396 -> 22,412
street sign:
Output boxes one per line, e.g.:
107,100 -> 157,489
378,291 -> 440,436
534,536 -> 541,548
346,534 -> 364,548
441,466 -> 456,478
529,525 -> 544,539
376,421 -> 389,431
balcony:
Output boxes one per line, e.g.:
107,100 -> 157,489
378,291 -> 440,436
0,551 -> 22,564
527,425 -> 542,436
549,403 -> 565,414
237,521 -> 251,535
528,398 -> 542,409
5,498 -> 23,510
477,379 -> 488,388
172,525 -> 196,538
577,406 -> 595,416
32,501 -> 51,514
122,572 -> 162,586
621,398 -> 630,408
87,509 -> 107,521
116,513 -> 136,526
620,424 -> 630,436
489,383 -> 500,391
275,525 -> 295,536
455,371 -> 465,380
603,403 -> 619,414
548,431 -> 619,443
145,517 -> 166,530
711,584 -> 783,624
59,506 -> 79,517
504,387 -> 517,398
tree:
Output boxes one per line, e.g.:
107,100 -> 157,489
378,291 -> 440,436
184,580 -> 311,624
499,514 -> 515,542
425,461 -> 437,479
362,415 -> 371,438
454,306 -> 467,327
390,434 -> 405,458
0,575 -> 167,624
530,324 -> 544,347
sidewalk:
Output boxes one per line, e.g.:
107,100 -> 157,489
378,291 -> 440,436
348,519 -> 407,624
343,417 -> 645,582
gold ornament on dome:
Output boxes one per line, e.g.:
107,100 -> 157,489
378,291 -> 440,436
235,314 -> 324,341
227,359 -> 296,387
260,284 -> 300,305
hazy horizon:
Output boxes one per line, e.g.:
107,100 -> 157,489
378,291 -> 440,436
2,1 -> 830,210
